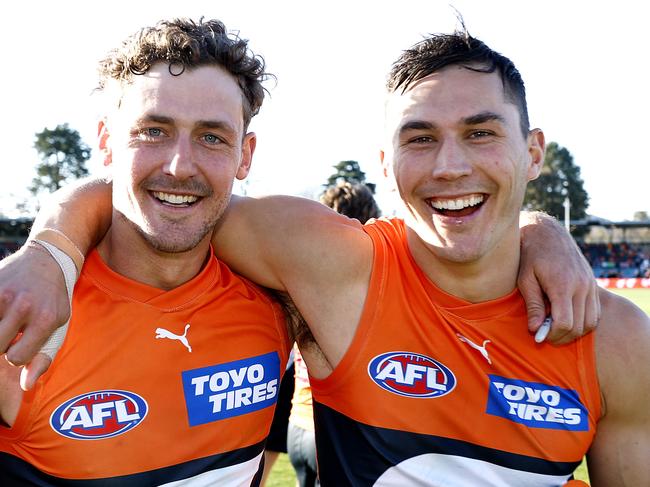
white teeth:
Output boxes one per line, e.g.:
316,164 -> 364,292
431,194 -> 484,211
153,192 -> 198,205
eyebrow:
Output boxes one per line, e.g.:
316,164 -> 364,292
463,111 -> 506,126
398,111 -> 506,136
399,120 -> 436,135
138,115 -> 237,134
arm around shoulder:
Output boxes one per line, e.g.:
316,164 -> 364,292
213,194 -> 372,291
0,176 -> 112,387
587,289 -> 650,486
30,175 -> 113,263
518,211 -> 599,343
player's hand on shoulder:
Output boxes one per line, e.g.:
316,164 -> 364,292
0,243 -> 70,390
518,212 -> 599,344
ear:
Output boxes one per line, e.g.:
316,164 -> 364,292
98,119 -> 112,167
526,128 -> 545,181
380,149 -> 399,193
380,150 -> 388,178
236,132 -> 256,180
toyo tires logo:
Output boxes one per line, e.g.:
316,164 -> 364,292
368,351 -> 456,398
50,390 -> 148,440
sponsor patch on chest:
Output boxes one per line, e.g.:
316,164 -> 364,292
50,390 -> 148,440
182,352 -> 280,426
368,351 -> 456,398
486,374 -> 588,431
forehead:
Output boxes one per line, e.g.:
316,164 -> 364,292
113,63 -> 244,130
385,66 -> 518,131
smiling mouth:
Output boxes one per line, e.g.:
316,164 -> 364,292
152,191 -> 200,207
427,194 -> 486,217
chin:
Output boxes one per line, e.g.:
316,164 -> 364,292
140,228 -> 210,254
426,238 -> 485,264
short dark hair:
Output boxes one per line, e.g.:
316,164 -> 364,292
387,31 -> 529,137
320,182 -> 381,224
97,18 -> 270,130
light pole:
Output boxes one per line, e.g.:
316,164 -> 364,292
564,196 -> 571,232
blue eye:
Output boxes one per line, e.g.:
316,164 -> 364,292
203,134 -> 222,145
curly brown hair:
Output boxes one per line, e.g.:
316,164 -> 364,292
320,182 -> 381,224
97,18 -> 270,130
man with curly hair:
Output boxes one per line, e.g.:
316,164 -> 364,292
0,18 -> 292,485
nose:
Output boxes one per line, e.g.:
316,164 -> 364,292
431,138 -> 472,181
164,137 -> 197,180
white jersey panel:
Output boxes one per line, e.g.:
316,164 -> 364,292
374,453 -> 570,487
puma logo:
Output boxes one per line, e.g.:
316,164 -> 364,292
155,324 -> 192,353
456,333 -> 491,365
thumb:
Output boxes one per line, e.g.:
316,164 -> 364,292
518,275 -> 546,333
20,353 -> 52,391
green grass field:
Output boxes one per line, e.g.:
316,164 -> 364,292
266,289 -> 650,486
612,288 -> 650,315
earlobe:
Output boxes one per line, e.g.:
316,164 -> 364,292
98,120 -> 112,167
236,132 -> 256,180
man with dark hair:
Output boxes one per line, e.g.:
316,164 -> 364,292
0,18 -> 292,485
211,31 -> 648,485
0,25 -> 609,486
309,31 -> 646,485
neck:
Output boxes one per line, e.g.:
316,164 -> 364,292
406,227 -> 521,303
97,218 -> 211,291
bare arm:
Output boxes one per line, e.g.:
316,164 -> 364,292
587,290 -> 650,486
0,189 -> 600,384
214,195 -> 373,371
30,176 -> 113,257
518,211 -> 599,344
0,176 -> 112,388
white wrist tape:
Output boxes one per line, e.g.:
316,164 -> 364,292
32,239 -> 77,360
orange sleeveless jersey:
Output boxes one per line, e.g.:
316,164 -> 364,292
0,248 -> 291,486
310,218 -> 600,486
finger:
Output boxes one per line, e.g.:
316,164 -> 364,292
0,288 -> 15,316
0,296 -> 32,361
19,353 -> 52,391
547,289 -> 586,345
544,291 -> 574,343
518,275 -> 547,333
570,287 -> 587,338
5,307 -> 56,367
583,280 -> 601,334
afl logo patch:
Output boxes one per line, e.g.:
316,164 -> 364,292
50,390 -> 148,440
368,351 -> 456,398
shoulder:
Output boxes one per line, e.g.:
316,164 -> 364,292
595,288 -> 650,416
597,289 -> 650,352
225,194 -> 374,275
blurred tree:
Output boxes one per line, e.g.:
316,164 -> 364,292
325,160 -> 375,193
523,142 -> 589,235
30,124 -> 91,195
633,211 -> 649,221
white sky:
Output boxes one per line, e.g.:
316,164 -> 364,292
2,0 -> 648,221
